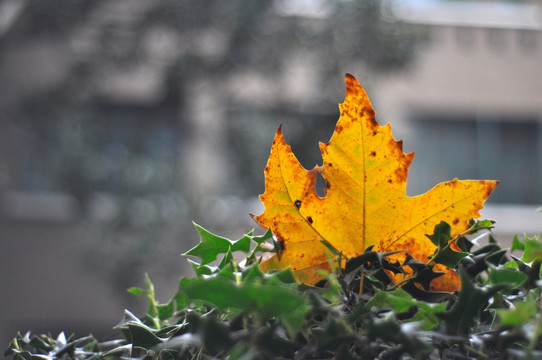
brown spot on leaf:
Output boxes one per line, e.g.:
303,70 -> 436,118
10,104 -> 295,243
295,200 -> 301,209
307,216 -> 313,224
453,218 -> 459,225
394,167 -> 408,182
370,151 -> 377,157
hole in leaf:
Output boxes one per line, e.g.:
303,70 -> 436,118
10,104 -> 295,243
315,172 -> 327,197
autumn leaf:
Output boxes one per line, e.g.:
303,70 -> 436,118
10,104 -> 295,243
253,74 -> 497,292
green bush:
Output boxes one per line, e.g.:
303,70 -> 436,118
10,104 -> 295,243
6,221 -> 542,359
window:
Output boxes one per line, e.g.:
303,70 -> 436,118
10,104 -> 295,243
406,113 -> 542,204
17,102 -> 181,200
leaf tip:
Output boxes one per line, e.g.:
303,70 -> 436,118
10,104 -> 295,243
344,73 -> 360,94
192,221 -> 202,229
479,180 -> 499,203
273,125 -> 286,145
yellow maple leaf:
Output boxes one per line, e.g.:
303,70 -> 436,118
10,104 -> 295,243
253,74 -> 497,292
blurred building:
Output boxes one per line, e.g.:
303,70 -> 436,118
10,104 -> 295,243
1,0 -> 541,348
375,0 -> 542,239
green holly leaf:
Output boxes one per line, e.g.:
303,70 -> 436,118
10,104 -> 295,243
520,235 -> 542,263
179,276 -> 308,336
403,254 -> 444,291
366,288 -> 446,330
469,218 -> 495,231
217,247 -> 234,269
487,263 -> 527,289
126,323 -> 164,349
503,259 -> 519,270
251,229 -> 273,245
496,294 -> 539,328
440,268 -> 505,334
455,236 -> 474,252
264,267 -> 298,285
511,234 -> 525,253
426,221 -> 469,268
240,262 -> 265,283
187,258 -> 216,276
184,223 -> 251,265
156,300 -> 175,321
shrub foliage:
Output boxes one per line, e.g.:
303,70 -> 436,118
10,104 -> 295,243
6,221 -> 542,359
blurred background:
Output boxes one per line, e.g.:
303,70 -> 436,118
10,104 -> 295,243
1,0 -> 541,347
